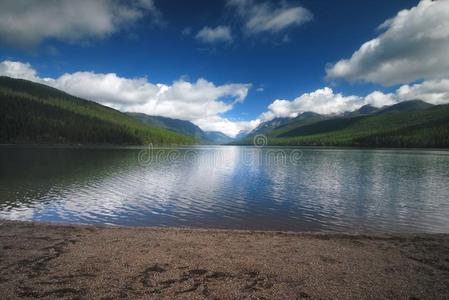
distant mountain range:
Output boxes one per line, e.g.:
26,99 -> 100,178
126,113 -> 206,140
126,113 -> 234,144
203,131 -> 234,144
234,100 -> 449,148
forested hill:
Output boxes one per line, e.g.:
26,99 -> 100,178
234,101 -> 449,148
0,76 -> 194,145
126,112 -> 208,142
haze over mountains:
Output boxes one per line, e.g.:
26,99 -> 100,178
126,113 -> 234,144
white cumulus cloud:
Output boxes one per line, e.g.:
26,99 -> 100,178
0,0 -> 160,48
259,81 -> 449,122
326,0 -> 449,86
260,87 -> 363,120
395,79 -> 449,105
0,60 -> 39,81
0,60 -> 251,137
227,0 -> 313,35
194,116 -> 260,136
195,26 -> 233,44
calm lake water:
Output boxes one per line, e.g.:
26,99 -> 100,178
1,146 -> 449,233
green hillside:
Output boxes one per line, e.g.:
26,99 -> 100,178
126,112 -> 208,141
0,76 -> 194,145
235,102 -> 449,148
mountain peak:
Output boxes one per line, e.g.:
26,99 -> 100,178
357,104 -> 378,114
378,99 -> 433,114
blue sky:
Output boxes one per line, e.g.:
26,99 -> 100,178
1,0 -> 449,136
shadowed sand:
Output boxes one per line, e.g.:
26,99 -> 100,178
0,221 -> 448,299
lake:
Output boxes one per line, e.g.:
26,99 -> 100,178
1,146 -> 449,233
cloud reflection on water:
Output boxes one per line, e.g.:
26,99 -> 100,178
1,146 -> 449,233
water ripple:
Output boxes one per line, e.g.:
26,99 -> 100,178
1,146 -> 449,233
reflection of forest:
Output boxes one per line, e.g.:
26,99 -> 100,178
0,147 -> 140,207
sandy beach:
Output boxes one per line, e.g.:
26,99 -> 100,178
0,220 -> 448,299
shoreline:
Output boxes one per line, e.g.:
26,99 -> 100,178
2,143 -> 449,151
1,220 -> 448,299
